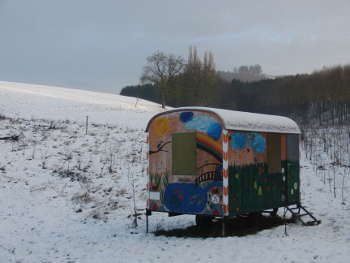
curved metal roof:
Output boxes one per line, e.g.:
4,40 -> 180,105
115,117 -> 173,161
146,107 -> 301,134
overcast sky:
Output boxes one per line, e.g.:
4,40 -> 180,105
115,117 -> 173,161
1,0 -> 350,93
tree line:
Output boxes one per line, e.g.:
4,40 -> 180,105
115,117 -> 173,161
121,48 -> 350,126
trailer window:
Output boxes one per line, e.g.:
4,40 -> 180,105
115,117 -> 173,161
287,134 -> 299,161
172,133 -> 197,175
267,134 -> 281,174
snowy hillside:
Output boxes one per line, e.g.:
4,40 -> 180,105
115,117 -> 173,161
0,81 -> 164,129
0,82 -> 349,263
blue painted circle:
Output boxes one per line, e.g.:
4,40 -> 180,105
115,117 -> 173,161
231,133 -> 247,150
207,122 -> 222,140
251,133 -> 266,153
179,112 -> 194,123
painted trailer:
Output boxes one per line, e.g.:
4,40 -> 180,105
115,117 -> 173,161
145,107 -> 319,233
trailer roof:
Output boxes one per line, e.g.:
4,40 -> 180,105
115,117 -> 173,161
146,107 -> 301,134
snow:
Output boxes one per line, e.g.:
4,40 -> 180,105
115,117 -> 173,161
0,81 -> 164,130
0,81 -> 349,263
147,107 -> 301,134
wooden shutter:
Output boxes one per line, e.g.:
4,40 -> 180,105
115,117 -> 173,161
172,133 -> 197,175
287,134 -> 299,161
267,134 -> 281,174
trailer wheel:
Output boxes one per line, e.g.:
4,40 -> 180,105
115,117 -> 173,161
195,215 -> 213,227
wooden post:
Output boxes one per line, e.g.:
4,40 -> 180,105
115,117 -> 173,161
146,213 -> 149,233
85,116 -> 88,135
222,217 -> 226,237
283,207 -> 288,236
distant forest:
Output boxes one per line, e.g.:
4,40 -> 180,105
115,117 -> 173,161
121,48 -> 350,127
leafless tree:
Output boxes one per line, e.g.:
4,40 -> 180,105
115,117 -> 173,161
141,51 -> 184,108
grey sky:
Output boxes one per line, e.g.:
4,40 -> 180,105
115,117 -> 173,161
1,0 -> 350,93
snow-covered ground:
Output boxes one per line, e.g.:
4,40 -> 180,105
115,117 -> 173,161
0,81 -> 163,130
0,82 -> 349,263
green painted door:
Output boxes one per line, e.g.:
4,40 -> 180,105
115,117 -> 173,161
172,133 -> 197,175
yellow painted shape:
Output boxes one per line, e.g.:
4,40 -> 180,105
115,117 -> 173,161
258,186 -> 263,196
153,118 -> 170,136
235,173 -> 240,179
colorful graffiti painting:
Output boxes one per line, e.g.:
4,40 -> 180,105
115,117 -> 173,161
207,122 -> 222,140
207,186 -> 223,215
147,108 -> 301,219
196,133 -> 223,161
149,141 -> 171,155
251,133 -> 266,153
148,110 -> 225,216
153,118 -> 170,136
231,133 -> 248,150
164,183 -> 207,213
179,111 -> 194,123
196,164 -> 222,184
184,115 -> 222,140
230,132 -> 266,154
164,181 -> 223,215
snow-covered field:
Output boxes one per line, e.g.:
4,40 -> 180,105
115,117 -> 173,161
0,81 -> 162,130
0,81 -> 349,263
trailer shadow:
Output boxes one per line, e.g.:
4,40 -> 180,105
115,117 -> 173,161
154,215 -> 296,238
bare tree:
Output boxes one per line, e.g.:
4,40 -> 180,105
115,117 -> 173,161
141,51 -> 184,108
